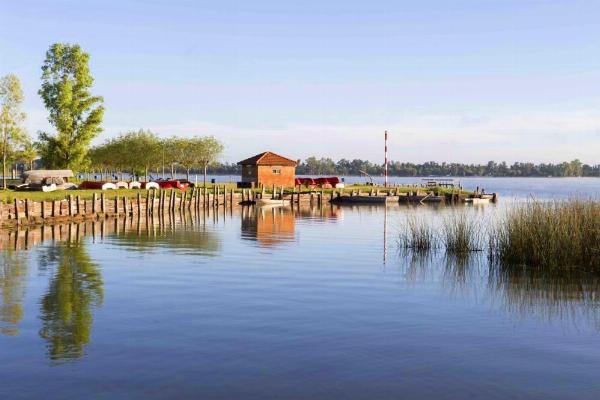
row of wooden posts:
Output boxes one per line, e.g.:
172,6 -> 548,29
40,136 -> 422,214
5,184 -> 422,226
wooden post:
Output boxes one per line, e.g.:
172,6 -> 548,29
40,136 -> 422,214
145,189 -> 150,215
280,186 -> 284,200
41,201 -> 46,219
123,196 -> 128,216
24,199 -> 30,220
114,196 -> 119,215
169,190 -> 174,212
92,193 -> 97,214
261,186 -> 265,199
152,189 -> 157,214
101,193 -> 106,213
76,196 -> 81,215
229,187 -> 233,207
137,192 -> 141,215
14,199 -> 19,221
52,200 -> 57,217
68,195 -> 73,216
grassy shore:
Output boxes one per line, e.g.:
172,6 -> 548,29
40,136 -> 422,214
0,184 -> 463,204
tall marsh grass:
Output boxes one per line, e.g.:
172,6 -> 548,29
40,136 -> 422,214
442,212 -> 484,255
489,200 -> 600,270
399,216 -> 437,253
399,212 -> 483,255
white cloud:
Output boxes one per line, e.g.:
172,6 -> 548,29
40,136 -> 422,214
102,108 -> 598,164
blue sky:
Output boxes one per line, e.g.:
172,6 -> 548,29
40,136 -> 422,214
1,0 -> 599,163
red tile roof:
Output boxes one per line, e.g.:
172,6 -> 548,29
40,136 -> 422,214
237,151 -> 297,166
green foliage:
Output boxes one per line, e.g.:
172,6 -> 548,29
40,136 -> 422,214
0,74 -> 29,188
88,134 -> 224,181
38,43 -> 104,171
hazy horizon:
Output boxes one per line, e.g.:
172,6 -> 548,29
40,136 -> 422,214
2,0 -> 599,164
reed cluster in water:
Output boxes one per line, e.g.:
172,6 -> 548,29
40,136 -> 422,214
400,200 -> 600,270
399,211 -> 483,255
489,199 -> 600,270
442,213 -> 484,254
399,216 -> 437,253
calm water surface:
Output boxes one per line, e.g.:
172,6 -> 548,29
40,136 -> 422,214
1,178 -> 599,399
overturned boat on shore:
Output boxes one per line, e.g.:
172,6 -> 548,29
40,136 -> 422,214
16,170 -> 77,192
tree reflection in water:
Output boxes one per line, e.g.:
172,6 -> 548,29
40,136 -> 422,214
38,242 -> 103,362
0,250 -> 28,336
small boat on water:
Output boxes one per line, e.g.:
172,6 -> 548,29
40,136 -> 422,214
331,196 -> 390,205
399,195 -> 446,204
465,198 -> 490,205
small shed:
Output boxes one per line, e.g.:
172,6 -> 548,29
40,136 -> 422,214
238,151 -> 297,188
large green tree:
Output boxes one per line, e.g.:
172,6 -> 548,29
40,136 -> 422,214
38,43 -> 104,171
0,74 -> 28,189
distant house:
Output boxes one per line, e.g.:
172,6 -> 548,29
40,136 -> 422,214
237,151 -> 297,188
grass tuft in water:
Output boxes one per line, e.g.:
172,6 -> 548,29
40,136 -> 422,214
489,199 -> 600,270
442,212 -> 484,255
399,216 -> 437,253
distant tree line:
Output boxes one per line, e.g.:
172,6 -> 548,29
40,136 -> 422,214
206,157 -> 600,177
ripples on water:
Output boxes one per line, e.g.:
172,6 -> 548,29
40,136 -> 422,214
1,180 -> 600,399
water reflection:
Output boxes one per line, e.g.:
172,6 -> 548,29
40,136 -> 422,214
490,266 -> 600,327
38,242 -> 103,362
241,206 -> 296,247
399,250 -> 600,329
0,250 -> 28,336
1,204 -> 600,367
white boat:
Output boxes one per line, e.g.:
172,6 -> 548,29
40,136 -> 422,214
256,198 -> 290,207
465,198 -> 490,205
42,183 -> 57,192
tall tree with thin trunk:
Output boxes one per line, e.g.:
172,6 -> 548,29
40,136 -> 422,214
196,136 -> 224,187
38,43 -> 104,171
0,74 -> 27,189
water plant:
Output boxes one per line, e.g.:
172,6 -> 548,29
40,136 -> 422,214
441,211 -> 484,255
398,216 -> 437,253
489,199 -> 600,270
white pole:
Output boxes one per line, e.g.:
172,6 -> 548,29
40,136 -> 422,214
384,130 -> 388,188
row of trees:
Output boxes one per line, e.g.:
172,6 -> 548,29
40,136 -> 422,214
1,43 -> 225,188
89,131 -> 223,185
294,157 -> 598,177
203,157 -> 600,177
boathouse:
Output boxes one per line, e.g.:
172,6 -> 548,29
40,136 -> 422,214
237,151 -> 297,188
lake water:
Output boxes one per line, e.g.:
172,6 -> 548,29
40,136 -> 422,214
1,178 -> 599,399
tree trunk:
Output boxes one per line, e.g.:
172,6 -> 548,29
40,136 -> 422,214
2,153 -> 6,190
186,168 -> 190,181
203,164 -> 207,188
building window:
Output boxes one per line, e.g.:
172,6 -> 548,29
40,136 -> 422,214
272,168 -> 281,174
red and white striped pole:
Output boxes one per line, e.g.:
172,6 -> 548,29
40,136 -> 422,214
384,130 -> 388,188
